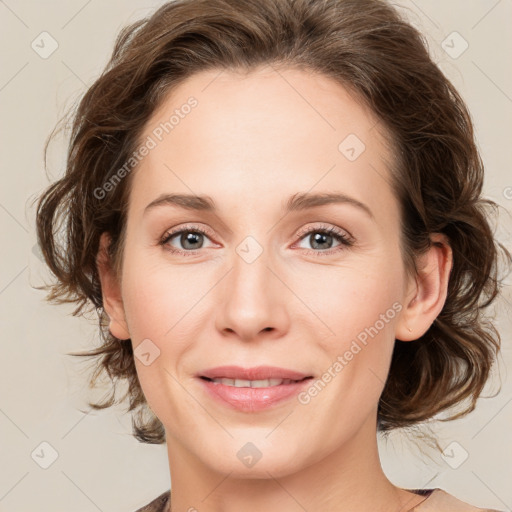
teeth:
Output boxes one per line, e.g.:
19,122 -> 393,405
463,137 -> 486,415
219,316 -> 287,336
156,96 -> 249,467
209,378 -> 296,387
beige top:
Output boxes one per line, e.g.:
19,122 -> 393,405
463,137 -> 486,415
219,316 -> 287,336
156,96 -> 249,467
134,488 -> 504,511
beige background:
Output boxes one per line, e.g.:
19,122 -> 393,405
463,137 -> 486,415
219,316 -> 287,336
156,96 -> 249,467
0,0 -> 511,511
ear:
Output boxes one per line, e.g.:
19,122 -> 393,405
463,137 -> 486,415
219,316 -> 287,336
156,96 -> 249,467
96,232 -> 130,340
395,233 -> 453,341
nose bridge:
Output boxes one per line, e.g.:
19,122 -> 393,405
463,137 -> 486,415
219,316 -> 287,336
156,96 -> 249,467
215,234 -> 289,339
232,236 -> 269,296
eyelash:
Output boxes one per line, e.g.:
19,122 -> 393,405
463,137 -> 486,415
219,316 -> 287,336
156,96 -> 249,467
158,223 -> 354,257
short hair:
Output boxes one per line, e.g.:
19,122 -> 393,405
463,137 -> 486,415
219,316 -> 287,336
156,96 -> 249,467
34,0 -> 511,445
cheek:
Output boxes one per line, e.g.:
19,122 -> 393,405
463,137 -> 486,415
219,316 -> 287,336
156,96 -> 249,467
121,253 -> 211,341
297,260 -> 402,334
299,260 -> 403,379
120,258 -> 203,421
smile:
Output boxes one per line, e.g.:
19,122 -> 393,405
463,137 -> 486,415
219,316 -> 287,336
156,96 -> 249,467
202,377 -> 306,387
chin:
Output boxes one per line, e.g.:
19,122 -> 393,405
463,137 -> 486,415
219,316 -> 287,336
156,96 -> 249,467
197,437 -> 309,479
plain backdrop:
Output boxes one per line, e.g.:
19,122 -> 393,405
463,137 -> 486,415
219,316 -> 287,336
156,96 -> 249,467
0,1 -> 511,511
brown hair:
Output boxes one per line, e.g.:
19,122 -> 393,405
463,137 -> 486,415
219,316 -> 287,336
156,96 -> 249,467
33,0 -> 511,445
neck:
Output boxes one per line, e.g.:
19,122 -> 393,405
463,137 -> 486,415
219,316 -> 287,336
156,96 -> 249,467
165,411 -> 424,512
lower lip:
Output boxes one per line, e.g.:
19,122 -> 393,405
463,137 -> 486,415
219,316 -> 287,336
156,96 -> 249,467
198,377 -> 312,412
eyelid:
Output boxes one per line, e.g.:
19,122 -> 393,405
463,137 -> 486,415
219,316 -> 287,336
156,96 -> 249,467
294,222 -> 354,244
160,223 -> 215,241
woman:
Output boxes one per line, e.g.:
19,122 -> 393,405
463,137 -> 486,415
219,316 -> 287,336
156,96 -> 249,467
34,0 -> 510,510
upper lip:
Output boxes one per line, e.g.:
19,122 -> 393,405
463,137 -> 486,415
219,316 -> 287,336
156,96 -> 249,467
198,365 -> 311,381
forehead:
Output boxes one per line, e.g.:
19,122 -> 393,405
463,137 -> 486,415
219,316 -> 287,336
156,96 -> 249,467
128,66 -> 397,224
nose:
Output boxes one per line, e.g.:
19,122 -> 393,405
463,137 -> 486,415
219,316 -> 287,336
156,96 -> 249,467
214,243 -> 290,342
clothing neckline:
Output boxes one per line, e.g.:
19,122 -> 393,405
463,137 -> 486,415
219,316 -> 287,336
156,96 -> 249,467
147,488 -> 439,512
406,488 -> 438,511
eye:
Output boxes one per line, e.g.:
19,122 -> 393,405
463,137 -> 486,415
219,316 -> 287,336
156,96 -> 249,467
294,224 -> 354,256
159,224 -> 215,255
159,223 -> 354,257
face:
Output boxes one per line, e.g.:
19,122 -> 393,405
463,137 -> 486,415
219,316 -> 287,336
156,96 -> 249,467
103,65 -> 419,477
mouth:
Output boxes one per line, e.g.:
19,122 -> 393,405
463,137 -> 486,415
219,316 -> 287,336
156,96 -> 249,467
198,365 -> 312,382
197,369 -> 314,412
199,376 -> 313,388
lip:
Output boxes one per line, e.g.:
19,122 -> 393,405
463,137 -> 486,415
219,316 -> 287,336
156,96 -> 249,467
198,378 -> 312,412
197,366 -> 313,412
198,365 -> 310,381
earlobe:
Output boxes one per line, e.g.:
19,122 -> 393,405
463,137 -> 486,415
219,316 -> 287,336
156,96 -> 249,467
96,232 -> 130,340
395,233 -> 453,342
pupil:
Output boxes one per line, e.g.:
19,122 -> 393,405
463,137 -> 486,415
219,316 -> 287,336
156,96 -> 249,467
311,232 -> 332,250
182,232 -> 203,249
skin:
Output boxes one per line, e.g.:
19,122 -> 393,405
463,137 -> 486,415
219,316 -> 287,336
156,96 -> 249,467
97,65 -> 452,512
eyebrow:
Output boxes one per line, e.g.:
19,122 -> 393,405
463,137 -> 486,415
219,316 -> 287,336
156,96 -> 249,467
143,191 -> 374,220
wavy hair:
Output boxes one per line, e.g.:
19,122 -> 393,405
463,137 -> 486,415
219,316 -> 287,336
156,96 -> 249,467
33,0 -> 511,445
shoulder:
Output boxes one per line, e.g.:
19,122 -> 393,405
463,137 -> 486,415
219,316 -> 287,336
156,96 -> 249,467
414,488 -> 504,512
133,490 -> 170,512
